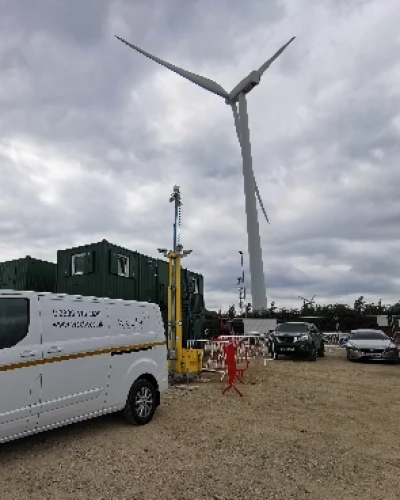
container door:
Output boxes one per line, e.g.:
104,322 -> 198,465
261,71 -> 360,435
37,296 -> 111,429
0,295 -> 42,442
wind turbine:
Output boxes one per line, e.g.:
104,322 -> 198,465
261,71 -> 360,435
298,295 -> 316,311
115,34 -> 295,311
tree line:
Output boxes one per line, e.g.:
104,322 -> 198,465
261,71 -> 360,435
227,296 -> 400,318
201,296 -> 400,335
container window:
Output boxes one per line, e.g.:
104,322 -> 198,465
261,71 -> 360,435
71,253 -> 86,275
118,255 -> 129,277
0,298 -> 30,350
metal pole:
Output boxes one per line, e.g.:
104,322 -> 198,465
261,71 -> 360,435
175,252 -> 183,375
238,280 -> 242,316
241,252 -> 244,286
168,254 -> 177,376
240,251 -> 244,315
173,218 -> 177,252
238,92 -> 266,311
173,197 -> 178,252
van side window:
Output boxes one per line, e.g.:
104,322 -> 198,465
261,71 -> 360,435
0,298 -> 30,349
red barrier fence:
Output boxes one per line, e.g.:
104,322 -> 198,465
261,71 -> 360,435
222,340 -> 246,397
187,335 -> 267,378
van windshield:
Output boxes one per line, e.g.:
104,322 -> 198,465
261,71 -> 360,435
276,323 -> 308,334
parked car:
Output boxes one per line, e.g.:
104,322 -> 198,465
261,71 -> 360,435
0,290 -> 168,444
345,329 -> 399,363
271,322 -> 325,361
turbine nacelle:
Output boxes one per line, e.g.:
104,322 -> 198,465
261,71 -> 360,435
226,71 -> 261,104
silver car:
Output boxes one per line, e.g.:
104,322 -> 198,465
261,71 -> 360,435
346,329 -> 399,363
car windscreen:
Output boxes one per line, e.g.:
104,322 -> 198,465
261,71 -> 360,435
349,331 -> 387,341
276,323 -> 308,334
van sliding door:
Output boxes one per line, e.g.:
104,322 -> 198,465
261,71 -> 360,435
37,296 -> 111,428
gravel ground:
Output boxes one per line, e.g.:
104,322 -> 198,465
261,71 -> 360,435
1,349 -> 399,500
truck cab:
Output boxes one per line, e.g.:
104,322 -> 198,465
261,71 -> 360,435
272,321 -> 325,361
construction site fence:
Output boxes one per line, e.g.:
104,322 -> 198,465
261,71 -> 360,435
187,336 -> 269,373
322,333 -> 341,345
187,333 -> 350,374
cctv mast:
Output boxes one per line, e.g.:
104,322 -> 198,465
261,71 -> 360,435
158,186 -> 193,379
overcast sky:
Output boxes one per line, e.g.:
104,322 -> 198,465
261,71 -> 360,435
0,0 -> 399,312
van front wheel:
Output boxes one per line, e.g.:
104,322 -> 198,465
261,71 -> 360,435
123,379 -> 157,425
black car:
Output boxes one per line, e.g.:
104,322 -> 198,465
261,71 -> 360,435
271,322 -> 325,361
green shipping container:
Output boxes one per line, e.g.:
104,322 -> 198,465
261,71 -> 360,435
56,239 -> 206,337
0,256 -> 57,292
56,240 -> 204,301
56,240 -> 140,300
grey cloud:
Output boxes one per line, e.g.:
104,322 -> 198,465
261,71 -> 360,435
316,275 -> 395,298
0,0 -> 399,312
0,0 -> 111,45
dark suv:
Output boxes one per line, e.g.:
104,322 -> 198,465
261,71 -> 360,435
271,322 -> 325,361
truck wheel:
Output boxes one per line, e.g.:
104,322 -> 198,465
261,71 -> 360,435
123,378 -> 157,426
317,343 -> 325,357
308,345 -> 317,362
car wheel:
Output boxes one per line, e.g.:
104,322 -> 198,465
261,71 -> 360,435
317,343 -> 325,357
308,345 -> 317,361
123,378 -> 157,426
346,349 -> 352,361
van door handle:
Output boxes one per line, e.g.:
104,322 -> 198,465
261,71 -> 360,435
47,346 -> 62,354
20,350 -> 36,358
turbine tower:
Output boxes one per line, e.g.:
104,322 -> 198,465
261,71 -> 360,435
116,34 -> 295,310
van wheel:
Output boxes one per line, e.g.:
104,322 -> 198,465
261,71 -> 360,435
123,379 -> 157,426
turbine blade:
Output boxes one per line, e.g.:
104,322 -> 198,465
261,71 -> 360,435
115,35 -> 229,99
231,103 -> 242,147
254,177 -> 270,224
257,37 -> 296,76
233,96 -> 270,224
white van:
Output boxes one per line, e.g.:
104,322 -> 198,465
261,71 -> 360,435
0,290 -> 168,444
